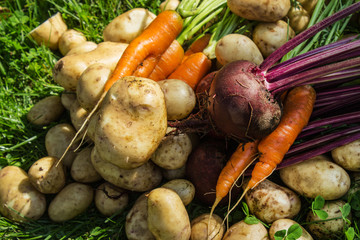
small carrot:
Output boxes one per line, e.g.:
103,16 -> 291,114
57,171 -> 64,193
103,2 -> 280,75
57,10 -> 183,166
167,52 -> 212,89
133,55 -> 160,78
222,85 -> 316,222
207,140 -> 259,235
184,34 -> 211,58
148,39 -> 184,81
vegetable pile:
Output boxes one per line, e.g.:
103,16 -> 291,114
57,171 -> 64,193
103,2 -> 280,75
1,0 -> 360,239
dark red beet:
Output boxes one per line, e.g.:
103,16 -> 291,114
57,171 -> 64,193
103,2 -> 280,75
207,61 -> 282,141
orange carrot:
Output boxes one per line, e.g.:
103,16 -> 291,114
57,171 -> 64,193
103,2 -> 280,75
104,10 -> 183,91
148,39 -> 184,81
133,55 -> 160,78
184,34 -> 211,58
222,85 -> 316,223
167,52 -> 212,89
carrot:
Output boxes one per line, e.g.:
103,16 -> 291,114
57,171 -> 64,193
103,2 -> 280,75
222,85 -> 316,223
184,34 -> 211,58
133,55 -> 160,78
104,10 -> 183,91
207,140 -> 259,236
56,10 -> 183,166
148,39 -> 184,81
167,52 -> 212,89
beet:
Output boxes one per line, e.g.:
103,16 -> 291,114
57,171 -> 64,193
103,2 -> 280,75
208,61 -> 282,141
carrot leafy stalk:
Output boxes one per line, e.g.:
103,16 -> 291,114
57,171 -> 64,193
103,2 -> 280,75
223,85 -> 316,222
56,10 -> 183,166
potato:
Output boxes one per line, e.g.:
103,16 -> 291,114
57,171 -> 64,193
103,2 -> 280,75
151,133 -> 192,170
253,20 -> 295,58
125,193 -> 155,240
190,213 -> 225,240
76,63 -> 112,110
69,99 -> 89,131
53,41 -> 128,91
103,8 -> 156,43
157,79 -> 196,120
28,156 -> 66,194
59,29 -> 87,55
91,148 -> 162,192
215,34 -> 264,66
147,187 -> 191,240
331,139 -> 360,171
86,111 -> 99,142
222,220 -> 269,240
48,182 -> 93,222
298,0 -> 318,14
61,91 -> 77,110
162,179 -> 195,206
279,155 -> 351,200
162,165 -> 186,180
243,178 -> 301,224
45,123 -> 78,168
94,182 -> 129,217
287,4 -> 310,33
269,219 -> 313,240
160,0 -> 180,11
306,200 -> 347,239
227,0 -> 290,22
66,41 -> 98,55
0,166 -> 46,222
71,147 -> 102,183
27,95 -> 65,125
95,76 -> 167,169
30,12 -> 67,50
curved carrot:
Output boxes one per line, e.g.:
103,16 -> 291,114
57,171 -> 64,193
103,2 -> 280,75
184,34 -> 211,58
148,40 -> 184,81
168,52 -> 212,89
133,55 -> 160,78
222,85 -> 316,224
104,10 -> 183,91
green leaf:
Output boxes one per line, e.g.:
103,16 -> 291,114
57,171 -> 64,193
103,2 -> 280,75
244,215 -> 259,225
345,227 -> 355,240
286,224 -> 303,240
242,201 -> 249,215
341,203 -> 352,219
313,195 -> 325,210
314,209 -> 328,220
274,229 -> 287,240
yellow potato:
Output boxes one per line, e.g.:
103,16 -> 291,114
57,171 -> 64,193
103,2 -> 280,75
71,147 -> 102,183
60,91 -> 77,111
27,95 -> 64,125
331,139 -> 360,171
59,29 -> 87,55
287,4 -> 310,33
222,220 -> 269,240
66,41 -> 98,56
53,41 -> 128,91
0,166 -> 46,222
269,219 -> 313,240
95,76 -> 167,169
95,182 -> 129,217
69,100 -> 89,131
190,213 -> 225,240
48,182 -> 94,222
28,156 -> 66,194
162,179 -> 195,206
147,188 -> 191,240
160,0 -> 180,11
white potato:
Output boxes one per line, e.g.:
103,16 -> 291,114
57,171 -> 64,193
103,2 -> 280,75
331,139 -> 360,171
28,156 -> 66,194
125,193 -> 155,240
66,41 -> 98,55
69,100 -> 89,131
27,95 -> 65,126
190,213 -> 225,240
95,182 -> 129,217
253,20 -> 295,58
227,0 -> 290,22
287,4 -> 310,33
297,0 -> 318,14
61,91 -> 77,110
147,188 -> 191,240
279,155 -> 351,200
162,179 -> 195,206
71,147 -> 102,183
77,63 -> 112,110
45,123 -> 78,168
160,0 -> 180,11
269,219 -> 313,240
95,76 -> 167,169
243,179 -> 301,224
48,182 -> 94,222
215,34 -> 264,66
151,133 -> 193,170
91,148 -> 162,192
222,220 -> 269,240
59,29 -> 87,55
103,8 -> 156,43
157,79 -> 196,120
